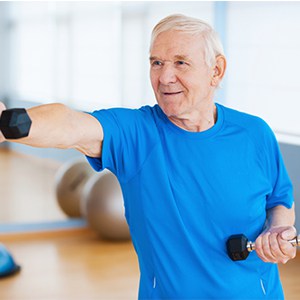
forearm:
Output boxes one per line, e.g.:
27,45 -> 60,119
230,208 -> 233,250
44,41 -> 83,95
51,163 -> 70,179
25,103 -> 80,149
1,103 -> 103,157
265,203 -> 295,229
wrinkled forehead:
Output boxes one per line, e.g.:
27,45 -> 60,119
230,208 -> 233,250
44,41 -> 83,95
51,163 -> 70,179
150,30 -> 206,60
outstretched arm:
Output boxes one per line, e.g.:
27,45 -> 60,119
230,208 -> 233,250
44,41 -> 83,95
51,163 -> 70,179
0,102 -> 103,158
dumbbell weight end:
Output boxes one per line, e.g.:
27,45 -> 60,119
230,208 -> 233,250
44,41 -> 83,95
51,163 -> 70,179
0,108 -> 32,139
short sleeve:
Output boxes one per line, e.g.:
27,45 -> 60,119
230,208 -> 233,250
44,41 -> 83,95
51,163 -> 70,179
262,123 -> 294,210
86,107 -> 159,183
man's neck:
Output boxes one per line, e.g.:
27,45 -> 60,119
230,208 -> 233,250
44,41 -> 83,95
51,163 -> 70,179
168,103 -> 217,132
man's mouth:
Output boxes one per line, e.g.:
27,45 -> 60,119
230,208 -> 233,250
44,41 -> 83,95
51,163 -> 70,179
163,91 -> 182,95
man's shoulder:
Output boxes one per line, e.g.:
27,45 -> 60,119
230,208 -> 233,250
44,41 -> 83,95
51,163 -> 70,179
220,104 -> 271,132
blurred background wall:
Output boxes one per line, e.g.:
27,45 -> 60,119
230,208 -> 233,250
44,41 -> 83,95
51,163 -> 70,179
0,1 -> 299,228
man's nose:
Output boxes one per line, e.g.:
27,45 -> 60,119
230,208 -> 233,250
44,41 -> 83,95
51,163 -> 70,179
159,65 -> 177,85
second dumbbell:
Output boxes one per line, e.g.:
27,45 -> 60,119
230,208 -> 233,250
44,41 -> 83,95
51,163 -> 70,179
226,233 -> 299,261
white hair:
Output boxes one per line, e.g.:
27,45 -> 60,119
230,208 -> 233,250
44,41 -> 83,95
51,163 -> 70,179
150,14 -> 224,67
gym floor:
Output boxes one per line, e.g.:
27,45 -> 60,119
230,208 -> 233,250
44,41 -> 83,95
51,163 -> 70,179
0,148 -> 299,299
0,229 -> 139,300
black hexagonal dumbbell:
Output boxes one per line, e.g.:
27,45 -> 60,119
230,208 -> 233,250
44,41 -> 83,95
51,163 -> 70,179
0,108 -> 32,139
226,233 -> 300,261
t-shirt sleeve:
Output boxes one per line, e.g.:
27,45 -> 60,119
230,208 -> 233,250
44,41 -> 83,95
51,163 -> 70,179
261,122 -> 294,210
85,107 -> 157,183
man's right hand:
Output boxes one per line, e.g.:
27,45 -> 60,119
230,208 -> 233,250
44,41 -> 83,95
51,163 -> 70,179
0,102 -> 7,143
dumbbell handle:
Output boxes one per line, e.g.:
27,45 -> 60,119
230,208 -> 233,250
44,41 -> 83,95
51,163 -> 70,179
246,235 -> 300,252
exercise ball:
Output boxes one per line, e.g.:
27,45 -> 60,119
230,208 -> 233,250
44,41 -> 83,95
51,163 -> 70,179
55,158 -> 94,217
0,244 -> 21,278
81,170 -> 130,241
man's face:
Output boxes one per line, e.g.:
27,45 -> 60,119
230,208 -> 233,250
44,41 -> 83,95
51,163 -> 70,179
150,30 -> 215,118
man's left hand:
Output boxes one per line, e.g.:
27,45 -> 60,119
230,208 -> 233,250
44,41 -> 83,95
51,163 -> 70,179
255,226 -> 297,264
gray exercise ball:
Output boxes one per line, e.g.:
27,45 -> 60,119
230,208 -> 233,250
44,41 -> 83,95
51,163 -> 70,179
55,158 -> 94,217
80,170 -> 130,241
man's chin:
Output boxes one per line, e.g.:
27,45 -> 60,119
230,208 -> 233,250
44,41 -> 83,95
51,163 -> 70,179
159,105 -> 180,118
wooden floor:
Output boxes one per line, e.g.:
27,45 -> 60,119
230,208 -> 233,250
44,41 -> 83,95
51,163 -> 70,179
0,229 -> 139,300
0,148 -> 299,299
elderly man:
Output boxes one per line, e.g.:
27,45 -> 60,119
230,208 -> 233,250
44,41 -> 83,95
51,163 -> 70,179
0,14 -> 296,299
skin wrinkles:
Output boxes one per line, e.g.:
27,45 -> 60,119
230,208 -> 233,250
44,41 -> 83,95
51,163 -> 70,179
149,30 -> 225,132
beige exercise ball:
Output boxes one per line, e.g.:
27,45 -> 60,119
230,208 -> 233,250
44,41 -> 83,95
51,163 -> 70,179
55,158 -> 94,217
80,170 -> 130,241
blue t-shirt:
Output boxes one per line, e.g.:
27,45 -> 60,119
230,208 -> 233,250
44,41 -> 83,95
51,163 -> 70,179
87,103 -> 293,300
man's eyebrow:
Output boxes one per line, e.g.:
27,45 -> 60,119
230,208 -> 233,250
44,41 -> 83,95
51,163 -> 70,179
174,55 -> 190,61
149,56 -> 159,61
149,55 -> 191,61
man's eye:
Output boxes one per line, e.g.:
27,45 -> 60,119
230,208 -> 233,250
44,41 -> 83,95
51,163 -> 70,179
176,61 -> 186,65
152,60 -> 162,66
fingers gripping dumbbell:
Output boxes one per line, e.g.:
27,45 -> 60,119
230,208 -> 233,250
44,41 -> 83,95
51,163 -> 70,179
226,234 -> 300,261
0,108 -> 32,139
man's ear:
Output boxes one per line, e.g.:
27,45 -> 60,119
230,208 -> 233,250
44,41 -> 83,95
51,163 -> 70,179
211,55 -> 226,86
